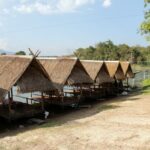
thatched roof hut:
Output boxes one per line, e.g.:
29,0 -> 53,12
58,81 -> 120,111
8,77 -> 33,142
120,61 -> 134,78
0,55 -> 54,101
81,60 -> 114,84
105,61 -> 126,80
38,57 -> 93,89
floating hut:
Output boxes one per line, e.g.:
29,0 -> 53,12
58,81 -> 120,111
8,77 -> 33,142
38,57 -> 93,106
105,61 -> 126,94
81,60 -> 114,98
0,55 -> 54,120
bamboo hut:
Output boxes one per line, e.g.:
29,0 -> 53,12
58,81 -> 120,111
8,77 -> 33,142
38,57 -> 93,106
120,61 -> 134,78
0,55 -> 54,120
105,61 -> 126,94
81,60 -> 114,98
120,61 -> 134,90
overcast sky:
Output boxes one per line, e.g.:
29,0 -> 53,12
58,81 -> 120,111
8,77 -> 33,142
0,0 -> 148,56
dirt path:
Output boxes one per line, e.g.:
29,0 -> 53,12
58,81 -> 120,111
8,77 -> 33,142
0,93 -> 150,150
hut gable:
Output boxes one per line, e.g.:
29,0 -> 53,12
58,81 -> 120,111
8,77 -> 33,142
17,59 -> 54,93
38,57 -> 93,89
67,59 -> 93,86
95,63 -> 114,84
105,61 -> 119,77
81,60 -> 104,81
0,55 -> 54,100
81,60 -> 114,84
120,61 -> 134,78
105,61 -> 125,80
0,55 -> 33,97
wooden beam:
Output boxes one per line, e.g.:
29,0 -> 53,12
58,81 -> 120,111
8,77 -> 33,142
41,92 -> 45,111
28,48 -> 35,56
11,88 -> 13,102
8,91 -> 12,113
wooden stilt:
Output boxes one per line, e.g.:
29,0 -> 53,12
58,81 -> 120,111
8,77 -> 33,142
8,91 -> 12,113
11,88 -> 13,102
127,77 -> 129,91
41,92 -> 44,111
26,98 -> 29,105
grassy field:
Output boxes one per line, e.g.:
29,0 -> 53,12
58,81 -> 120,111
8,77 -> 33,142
132,64 -> 150,72
142,79 -> 150,94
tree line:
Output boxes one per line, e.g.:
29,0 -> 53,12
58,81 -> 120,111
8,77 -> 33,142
74,40 -> 150,64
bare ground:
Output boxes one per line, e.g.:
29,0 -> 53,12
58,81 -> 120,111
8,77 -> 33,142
0,93 -> 150,150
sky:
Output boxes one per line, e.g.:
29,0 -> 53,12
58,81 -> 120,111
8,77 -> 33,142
0,0 -> 148,56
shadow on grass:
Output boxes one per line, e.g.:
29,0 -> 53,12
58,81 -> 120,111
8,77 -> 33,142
142,85 -> 150,94
143,85 -> 150,91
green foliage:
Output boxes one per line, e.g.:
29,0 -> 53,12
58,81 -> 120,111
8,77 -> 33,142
74,40 -> 150,63
142,79 -> 150,87
142,79 -> 150,94
140,0 -> 150,39
15,51 -> 26,55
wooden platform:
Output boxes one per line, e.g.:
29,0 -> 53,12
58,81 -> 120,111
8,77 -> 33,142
34,96 -> 80,106
0,102 -> 43,120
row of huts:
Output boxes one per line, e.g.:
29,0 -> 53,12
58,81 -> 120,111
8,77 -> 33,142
0,55 -> 134,120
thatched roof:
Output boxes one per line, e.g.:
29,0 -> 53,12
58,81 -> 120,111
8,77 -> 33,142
81,60 -> 114,84
105,61 -> 126,80
0,55 -> 54,101
38,57 -> 93,89
120,61 -> 134,78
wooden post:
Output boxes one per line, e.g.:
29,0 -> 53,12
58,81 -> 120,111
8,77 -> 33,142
26,98 -> 29,105
41,92 -> 44,111
8,91 -> 12,113
127,77 -> 129,91
11,88 -> 13,102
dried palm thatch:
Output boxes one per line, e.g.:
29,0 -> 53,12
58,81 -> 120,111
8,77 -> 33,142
120,61 -> 134,78
38,58 -> 59,76
0,55 -> 54,101
81,60 -> 114,84
105,61 -> 126,80
17,59 -> 54,93
38,57 -> 93,89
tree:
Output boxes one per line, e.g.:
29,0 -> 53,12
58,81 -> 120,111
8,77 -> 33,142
140,0 -> 150,40
1,52 -> 6,55
15,51 -> 26,55
73,40 -> 148,64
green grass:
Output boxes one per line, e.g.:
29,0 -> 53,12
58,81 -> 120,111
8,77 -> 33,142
142,79 -> 150,94
41,120 -> 61,128
97,104 -> 119,111
132,64 -> 150,72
